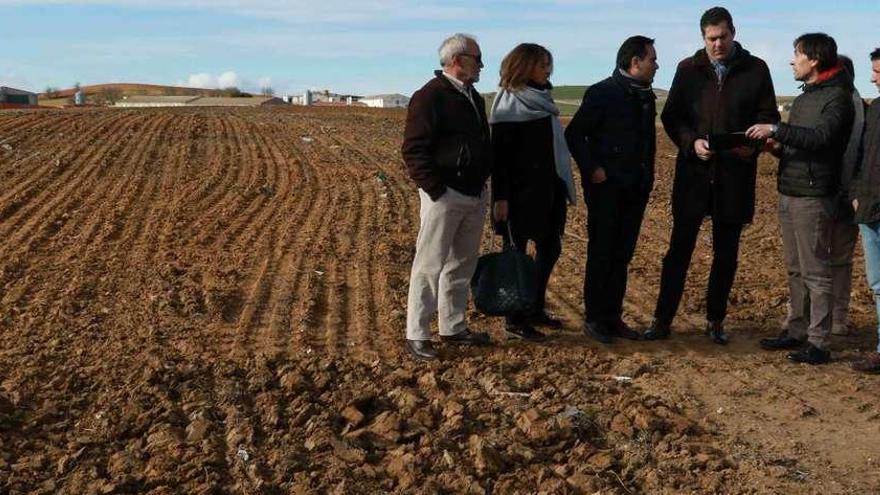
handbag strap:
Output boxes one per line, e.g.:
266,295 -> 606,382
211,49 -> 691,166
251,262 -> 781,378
505,221 -> 518,251
486,216 -> 517,253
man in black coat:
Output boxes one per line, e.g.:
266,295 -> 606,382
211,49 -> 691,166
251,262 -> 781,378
565,35 -> 658,343
401,33 -> 492,360
645,7 -> 779,344
850,48 -> 880,373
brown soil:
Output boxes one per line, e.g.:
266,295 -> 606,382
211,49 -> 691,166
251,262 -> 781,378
0,107 -> 878,494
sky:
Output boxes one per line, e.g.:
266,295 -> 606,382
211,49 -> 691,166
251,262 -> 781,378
1,0 -> 878,98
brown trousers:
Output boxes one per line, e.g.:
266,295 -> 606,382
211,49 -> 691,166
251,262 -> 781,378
779,194 -> 836,349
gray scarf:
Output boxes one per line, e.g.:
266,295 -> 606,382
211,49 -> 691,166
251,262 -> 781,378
489,86 -> 576,204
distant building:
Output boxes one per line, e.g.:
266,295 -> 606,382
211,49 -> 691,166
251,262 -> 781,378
290,90 -> 361,106
361,94 -> 410,108
114,95 -> 285,108
114,95 -> 200,108
0,86 -> 38,105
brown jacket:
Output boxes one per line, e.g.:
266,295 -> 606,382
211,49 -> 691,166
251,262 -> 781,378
402,71 -> 492,200
662,43 -> 779,223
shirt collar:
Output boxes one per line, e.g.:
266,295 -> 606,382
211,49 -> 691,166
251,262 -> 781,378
442,71 -> 471,93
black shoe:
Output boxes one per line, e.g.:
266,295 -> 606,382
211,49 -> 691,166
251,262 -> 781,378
405,340 -> 438,360
643,319 -> 671,341
440,328 -> 490,346
506,324 -> 546,342
611,319 -> 641,340
705,321 -> 729,346
787,344 -> 831,365
760,332 -> 805,351
852,353 -> 880,373
584,321 -> 613,344
527,311 -> 563,329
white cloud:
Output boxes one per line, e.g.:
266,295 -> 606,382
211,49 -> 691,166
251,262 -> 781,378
179,71 -> 240,89
217,71 -> 240,88
184,72 -> 215,88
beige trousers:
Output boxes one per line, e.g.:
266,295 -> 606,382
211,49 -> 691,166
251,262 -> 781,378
406,187 -> 486,341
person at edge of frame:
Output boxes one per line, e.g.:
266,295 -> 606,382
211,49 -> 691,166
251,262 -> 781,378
847,48 -> 880,374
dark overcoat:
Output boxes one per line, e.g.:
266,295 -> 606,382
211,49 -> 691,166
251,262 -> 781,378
662,43 -> 780,223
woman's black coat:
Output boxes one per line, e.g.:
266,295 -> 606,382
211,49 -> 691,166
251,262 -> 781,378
491,115 -> 566,241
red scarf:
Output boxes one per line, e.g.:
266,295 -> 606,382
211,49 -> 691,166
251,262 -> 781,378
815,62 -> 844,84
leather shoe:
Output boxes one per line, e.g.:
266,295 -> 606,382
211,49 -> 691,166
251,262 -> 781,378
584,321 -> 613,344
787,344 -> 831,365
760,332 -> 805,351
405,339 -> 438,360
505,324 -> 546,342
852,353 -> 880,373
527,310 -> 563,329
440,328 -> 490,346
611,319 -> 641,340
643,319 -> 671,340
706,321 -> 729,345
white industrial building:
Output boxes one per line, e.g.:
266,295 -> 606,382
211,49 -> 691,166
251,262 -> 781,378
361,94 -> 410,108
289,90 -> 362,106
0,86 -> 38,105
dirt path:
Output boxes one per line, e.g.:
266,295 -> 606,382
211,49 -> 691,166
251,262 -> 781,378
0,107 -> 878,494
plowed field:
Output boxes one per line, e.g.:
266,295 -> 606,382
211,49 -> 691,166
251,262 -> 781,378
1,107 -> 879,494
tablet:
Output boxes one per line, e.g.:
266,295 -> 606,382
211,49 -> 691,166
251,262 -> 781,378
706,132 -> 758,151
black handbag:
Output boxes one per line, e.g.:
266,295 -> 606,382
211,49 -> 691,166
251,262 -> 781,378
470,225 -> 537,316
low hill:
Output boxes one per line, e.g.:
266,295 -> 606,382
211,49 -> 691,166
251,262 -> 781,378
41,83 -> 225,99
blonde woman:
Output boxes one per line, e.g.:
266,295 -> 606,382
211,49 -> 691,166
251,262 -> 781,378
490,43 -> 576,342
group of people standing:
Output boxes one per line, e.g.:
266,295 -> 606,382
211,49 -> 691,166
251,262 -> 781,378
400,6 -> 880,374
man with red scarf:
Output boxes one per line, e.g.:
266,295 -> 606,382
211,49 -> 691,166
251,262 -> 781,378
747,33 -> 855,364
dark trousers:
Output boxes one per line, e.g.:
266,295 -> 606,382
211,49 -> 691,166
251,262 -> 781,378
654,215 -> 743,323
503,229 -> 562,326
584,181 -> 649,324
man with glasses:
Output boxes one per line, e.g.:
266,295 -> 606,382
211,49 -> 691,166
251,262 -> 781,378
401,33 -> 492,360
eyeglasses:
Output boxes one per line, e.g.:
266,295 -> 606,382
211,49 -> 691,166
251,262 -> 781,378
459,53 -> 483,64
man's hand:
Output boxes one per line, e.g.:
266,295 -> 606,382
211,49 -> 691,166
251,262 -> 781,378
853,199 -> 859,212
745,124 -> 775,140
694,139 -> 714,161
590,167 -> 607,184
493,200 -> 509,222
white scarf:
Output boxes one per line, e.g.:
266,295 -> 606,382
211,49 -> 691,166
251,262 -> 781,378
489,86 -> 577,204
